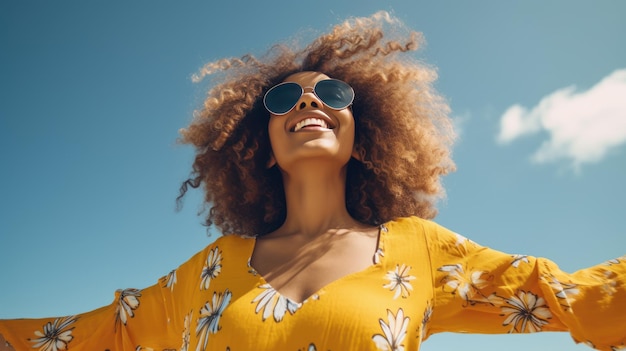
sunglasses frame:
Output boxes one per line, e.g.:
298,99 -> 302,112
263,79 -> 355,116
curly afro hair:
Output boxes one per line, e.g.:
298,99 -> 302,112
178,11 -> 456,236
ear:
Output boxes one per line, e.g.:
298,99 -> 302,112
351,144 -> 363,161
266,152 -> 277,168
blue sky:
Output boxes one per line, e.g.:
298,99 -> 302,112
1,1 -> 625,350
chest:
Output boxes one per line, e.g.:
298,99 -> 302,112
249,231 -> 380,303
187,218 -> 436,350
215,258 -> 432,351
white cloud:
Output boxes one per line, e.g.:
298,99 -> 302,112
496,69 -> 626,168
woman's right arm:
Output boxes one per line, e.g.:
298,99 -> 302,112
0,280 -> 185,350
0,244 -> 210,350
0,289 -> 168,350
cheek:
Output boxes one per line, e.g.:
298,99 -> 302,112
340,127 -> 356,154
339,112 -> 356,141
267,118 -> 286,153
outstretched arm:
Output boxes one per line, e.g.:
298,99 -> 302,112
421,219 -> 626,350
0,244 -> 211,350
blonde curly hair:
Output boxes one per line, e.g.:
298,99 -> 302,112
178,11 -> 456,236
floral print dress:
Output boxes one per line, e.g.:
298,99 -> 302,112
1,217 -> 625,350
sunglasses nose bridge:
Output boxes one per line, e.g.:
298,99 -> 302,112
295,86 -> 323,111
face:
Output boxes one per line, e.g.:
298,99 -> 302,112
267,71 -> 356,172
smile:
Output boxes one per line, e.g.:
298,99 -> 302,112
292,118 -> 331,132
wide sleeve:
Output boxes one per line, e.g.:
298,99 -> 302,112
0,245 -> 209,351
421,220 -> 626,350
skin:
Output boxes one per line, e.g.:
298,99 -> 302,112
250,71 -> 380,303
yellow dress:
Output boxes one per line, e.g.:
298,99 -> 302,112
1,217 -> 625,350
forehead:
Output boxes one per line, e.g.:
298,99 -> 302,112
283,71 -> 330,86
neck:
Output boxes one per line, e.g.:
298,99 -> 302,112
274,160 -> 363,238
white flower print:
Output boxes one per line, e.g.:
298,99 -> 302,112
201,247 -> 222,290
372,308 -> 410,351
582,341 -> 596,349
196,289 -> 232,351
247,257 -> 258,276
30,315 -> 77,351
603,255 -> 625,266
545,274 -> 579,310
603,270 -> 619,296
373,247 -> 385,265
374,224 -> 387,264
438,264 -> 490,304
453,232 -> 470,247
585,342 -> 626,351
383,264 -> 416,299
501,290 -> 552,333
476,292 -> 505,306
252,284 -> 302,322
511,254 -> 530,268
116,288 -> 142,327
161,269 -> 177,291
298,343 -> 317,351
180,310 -> 192,351
590,269 -> 619,296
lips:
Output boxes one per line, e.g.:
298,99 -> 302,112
293,118 -> 329,132
288,113 -> 336,132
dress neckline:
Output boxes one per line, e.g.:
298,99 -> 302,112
245,223 -> 388,304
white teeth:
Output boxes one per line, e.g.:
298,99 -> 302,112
293,118 -> 329,132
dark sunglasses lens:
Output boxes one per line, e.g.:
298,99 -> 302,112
315,80 -> 354,109
264,82 -> 302,114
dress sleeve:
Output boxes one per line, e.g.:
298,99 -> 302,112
422,220 -> 626,350
0,247 -> 207,351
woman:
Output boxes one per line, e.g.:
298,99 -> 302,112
1,12 -> 624,351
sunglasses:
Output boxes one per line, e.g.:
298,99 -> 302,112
263,79 -> 355,115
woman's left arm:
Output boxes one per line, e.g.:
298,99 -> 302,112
423,220 -> 626,350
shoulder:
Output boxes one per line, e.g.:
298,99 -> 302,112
381,216 -> 436,257
211,234 -> 253,248
200,234 -> 254,260
386,215 -> 440,234
179,234 -> 254,270
386,216 -> 462,245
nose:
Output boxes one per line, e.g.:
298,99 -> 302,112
294,88 -> 322,111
